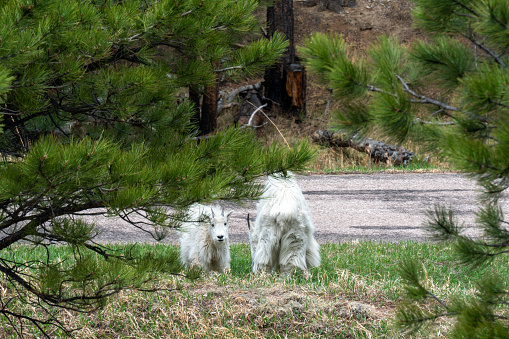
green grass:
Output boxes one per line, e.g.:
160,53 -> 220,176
1,241 -> 503,338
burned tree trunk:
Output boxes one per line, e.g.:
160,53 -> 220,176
189,85 -> 201,129
265,0 -> 306,115
200,80 -> 219,135
312,129 -> 415,166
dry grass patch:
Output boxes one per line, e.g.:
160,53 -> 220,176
53,273 -> 396,339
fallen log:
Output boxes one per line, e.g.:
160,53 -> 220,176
218,83 -> 262,113
312,129 -> 415,166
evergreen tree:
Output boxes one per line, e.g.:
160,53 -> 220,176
0,0 -> 312,336
301,0 -> 509,336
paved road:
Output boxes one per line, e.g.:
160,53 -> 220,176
92,173 -> 505,244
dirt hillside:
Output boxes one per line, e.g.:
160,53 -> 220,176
294,0 -> 422,118
295,0 -> 419,47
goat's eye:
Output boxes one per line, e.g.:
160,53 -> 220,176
211,224 -> 215,227
224,223 -> 227,226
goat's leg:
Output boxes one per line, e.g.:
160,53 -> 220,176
252,224 -> 279,273
279,226 -> 308,276
305,236 -> 321,269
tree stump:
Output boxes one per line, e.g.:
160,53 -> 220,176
284,63 -> 306,110
264,0 -> 306,115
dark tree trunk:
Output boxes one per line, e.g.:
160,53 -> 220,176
189,85 -> 201,129
265,0 -> 306,115
200,80 -> 219,135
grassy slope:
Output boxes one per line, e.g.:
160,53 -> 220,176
2,242 -> 505,338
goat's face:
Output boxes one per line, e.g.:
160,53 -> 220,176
209,207 -> 233,243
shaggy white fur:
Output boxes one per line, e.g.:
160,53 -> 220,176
180,204 -> 233,273
249,172 -> 320,275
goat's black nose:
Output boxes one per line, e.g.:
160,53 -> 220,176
217,235 -> 224,240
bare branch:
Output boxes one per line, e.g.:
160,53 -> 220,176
366,84 -> 396,96
246,101 -> 290,147
215,65 -> 244,73
414,118 -> 455,126
426,290 -> 449,309
396,75 -> 460,112
463,34 -> 507,69
451,0 -> 479,17
246,104 -> 267,127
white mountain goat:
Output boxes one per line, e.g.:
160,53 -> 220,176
248,172 -> 320,276
180,204 -> 233,273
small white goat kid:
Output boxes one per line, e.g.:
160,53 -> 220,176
180,204 -> 233,273
249,172 -> 320,275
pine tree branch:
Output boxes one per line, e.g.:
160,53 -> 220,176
414,118 -> 455,126
426,290 -> 449,309
215,65 -> 244,72
0,220 -> 41,250
0,308 -> 68,339
4,185 -> 54,228
0,198 -> 103,249
451,0 -> 479,17
408,312 -> 458,325
454,12 -> 477,19
469,239 -> 509,248
366,82 -> 458,121
465,242 -> 509,256
463,33 -> 507,69
0,22 -> 55,61
85,45 -> 150,73
1,259 -> 157,312
480,4 -> 509,32
396,75 -> 460,113
48,114 -> 70,137
4,110 -> 51,130
0,107 -> 22,116
366,84 -> 396,96
147,41 -> 187,54
493,314 -> 509,320
0,262 -> 40,300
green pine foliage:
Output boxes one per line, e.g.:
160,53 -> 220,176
301,0 -> 509,336
0,0 -> 312,335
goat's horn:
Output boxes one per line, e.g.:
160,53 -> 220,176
221,207 -> 224,217
211,207 -> 215,218
247,213 -> 251,230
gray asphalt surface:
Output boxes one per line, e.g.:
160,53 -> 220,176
92,173 -> 506,244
